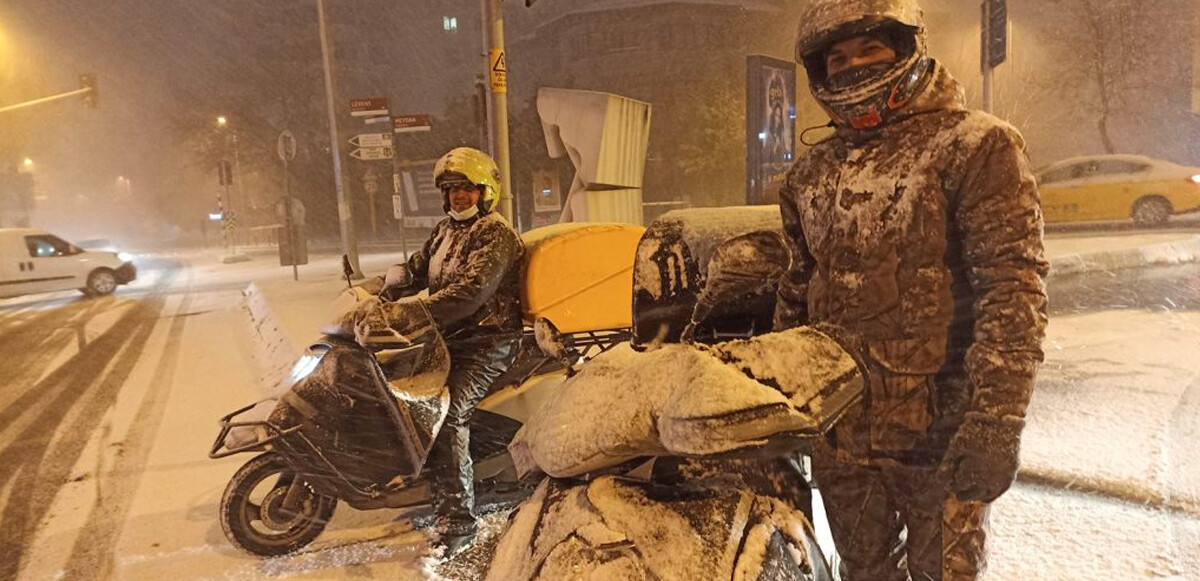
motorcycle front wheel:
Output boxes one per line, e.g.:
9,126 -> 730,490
219,453 -> 338,556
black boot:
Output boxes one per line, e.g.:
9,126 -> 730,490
437,527 -> 477,556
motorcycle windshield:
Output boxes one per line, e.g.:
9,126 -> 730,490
375,332 -> 451,463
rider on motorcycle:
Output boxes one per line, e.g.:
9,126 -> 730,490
346,147 -> 524,554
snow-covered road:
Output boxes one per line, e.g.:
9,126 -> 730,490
0,252 -> 447,580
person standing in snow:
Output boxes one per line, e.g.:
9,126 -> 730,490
348,147 -> 524,554
775,1 -> 1049,579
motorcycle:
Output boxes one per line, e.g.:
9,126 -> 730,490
208,232 -> 638,559
484,206 -> 860,581
209,255 -> 630,557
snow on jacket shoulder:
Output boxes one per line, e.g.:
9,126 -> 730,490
396,212 -> 524,338
774,62 -> 1048,456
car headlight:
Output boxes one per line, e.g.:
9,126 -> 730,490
117,252 -> 134,262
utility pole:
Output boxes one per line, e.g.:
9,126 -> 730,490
482,0 -> 515,226
317,0 -> 362,277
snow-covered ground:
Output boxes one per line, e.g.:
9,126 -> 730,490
3,228 -> 1200,580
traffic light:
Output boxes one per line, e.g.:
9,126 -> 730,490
218,161 -> 233,186
79,73 -> 98,108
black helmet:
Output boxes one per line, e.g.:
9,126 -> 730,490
795,0 -> 932,130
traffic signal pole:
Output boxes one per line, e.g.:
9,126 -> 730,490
0,86 -> 94,114
981,1 -> 994,114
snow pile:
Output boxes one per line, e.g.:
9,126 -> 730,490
241,282 -> 301,398
511,327 -> 862,478
484,477 -> 824,581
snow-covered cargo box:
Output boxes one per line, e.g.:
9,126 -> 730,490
521,222 -> 646,334
633,206 -> 786,345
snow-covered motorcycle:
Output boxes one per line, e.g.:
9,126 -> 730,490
207,225 -> 642,557
482,207 -> 862,581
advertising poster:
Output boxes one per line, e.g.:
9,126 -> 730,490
531,169 -> 562,213
745,55 -> 797,205
397,160 -> 446,228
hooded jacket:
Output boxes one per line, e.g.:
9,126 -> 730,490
392,212 -> 524,339
775,62 -> 1049,458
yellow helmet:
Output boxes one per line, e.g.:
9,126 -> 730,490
433,147 -> 502,214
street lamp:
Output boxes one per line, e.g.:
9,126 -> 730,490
22,157 -> 33,168
215,115 -> 245,257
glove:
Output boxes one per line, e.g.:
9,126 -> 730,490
940,412 -> 1025,503
323,287 -> 379,337
384,264 -> 412,289
360,297 -> 435,344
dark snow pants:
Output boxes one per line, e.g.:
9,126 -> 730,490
426,332 -> 521,535
814,446 -> 990,581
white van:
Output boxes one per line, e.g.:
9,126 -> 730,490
0,228 -> 137,299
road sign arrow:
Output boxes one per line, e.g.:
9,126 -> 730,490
349,133 -> 393,148
350,146 -> 394,161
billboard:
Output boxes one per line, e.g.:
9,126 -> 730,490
746,55 -> 797,205
396,160 -> 445,228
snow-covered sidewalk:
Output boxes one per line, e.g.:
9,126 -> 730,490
1045,232 -> 1200,278
1023,310 -> 1200,513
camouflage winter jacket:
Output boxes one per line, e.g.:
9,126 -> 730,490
774,63 -> 1049,460
392,212 -> 524,339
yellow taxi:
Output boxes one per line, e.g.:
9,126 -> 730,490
1035,154 -> 1200,225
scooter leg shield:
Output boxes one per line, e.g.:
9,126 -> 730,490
269,339 -> 418,490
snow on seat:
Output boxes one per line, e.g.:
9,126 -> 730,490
509,326 -> 863,479
520,222 -> 646,334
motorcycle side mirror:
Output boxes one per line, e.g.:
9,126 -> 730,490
341,254 -> 353,288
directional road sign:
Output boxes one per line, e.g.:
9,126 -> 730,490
349,97 -> 389,117
393,114 -> 432,134
350,146 -> 394,161
350,133 -> 393,148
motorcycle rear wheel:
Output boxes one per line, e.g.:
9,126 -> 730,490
219,453 -> 338,556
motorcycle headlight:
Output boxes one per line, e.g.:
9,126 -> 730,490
286,351 -> 325,387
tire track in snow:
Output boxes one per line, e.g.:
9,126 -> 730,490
60,267 -> 194,579
0,298 -> 111,423
0,267 -> 179,581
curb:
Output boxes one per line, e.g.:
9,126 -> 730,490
1017,467 -> 1200,517
1047,235 -> 1200,280
241,282 -> 300,399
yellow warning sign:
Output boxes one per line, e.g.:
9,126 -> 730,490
489,49 -> 507,94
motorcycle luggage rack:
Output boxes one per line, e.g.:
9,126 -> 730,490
208,402 -> 302,459
209,403 -> 402,501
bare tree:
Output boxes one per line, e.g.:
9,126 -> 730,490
1034,0 -> 1166,154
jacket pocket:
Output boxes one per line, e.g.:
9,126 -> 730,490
865,337 -> 947,453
